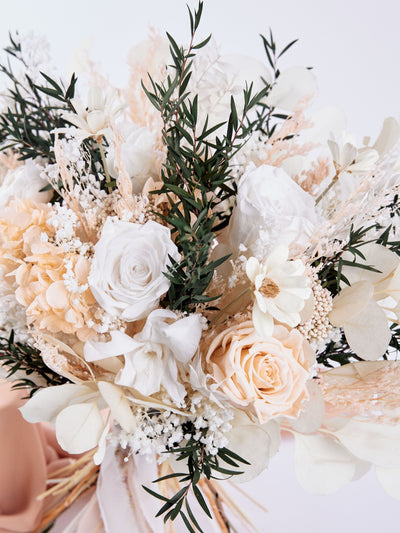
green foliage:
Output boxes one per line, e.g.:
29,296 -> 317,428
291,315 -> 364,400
315,224 -> 383,297
316,331 -> 363,367
253,29 -> 298,137
316,222 -> 400,365
143,1 -> 268,313
0,33 -> 77,162
143,420 -> 249,531
0,330 -> 68,398
0,33 -> 112,195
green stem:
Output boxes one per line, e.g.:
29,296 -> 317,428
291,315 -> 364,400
97,140 -> 112,193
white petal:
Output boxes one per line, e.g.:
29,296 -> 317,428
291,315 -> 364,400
19,383 -> 95,424
335,419 -> 400,468
56,402 -> 104,454
373,117 -> 400,156
98,381 -> 136,434
344,300 -> 391,360
294,433 -> 356,494
265,245 -> 289,271
94,413 -> 111,465
226,420 -> 277,483
376,465 -> 400,500
252,301 -> 273,338
163,313 -> 202,362
329,281 -> 373,326
342,243 -> 399,286
290,380 -> 325,434
84,331 -> 138,362
245,257 -> 259,283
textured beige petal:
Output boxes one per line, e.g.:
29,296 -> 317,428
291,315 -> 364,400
344,300 -> 391,360
294,433 -> 356,494
335,419 -> 400,468
98,381 -> 136,434
56,402 -> 104,454
329,281 -> 373,326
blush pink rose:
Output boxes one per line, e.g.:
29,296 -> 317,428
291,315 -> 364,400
205,321 -> 312,423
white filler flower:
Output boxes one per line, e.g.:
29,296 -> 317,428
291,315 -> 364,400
246,246 -> 311,337
89,218 -> 180,321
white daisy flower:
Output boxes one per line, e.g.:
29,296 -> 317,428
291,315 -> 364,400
246,245 -> 311,337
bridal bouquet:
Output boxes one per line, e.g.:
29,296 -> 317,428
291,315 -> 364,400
1,2 -> 400,531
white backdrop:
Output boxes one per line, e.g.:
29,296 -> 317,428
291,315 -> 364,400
1,1 -> 400,531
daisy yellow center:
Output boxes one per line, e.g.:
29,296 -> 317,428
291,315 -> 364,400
259,277 -> 280,298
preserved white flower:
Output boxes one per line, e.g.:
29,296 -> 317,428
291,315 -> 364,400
0,160 -> 52,207
88,218 -> 180,321
226,163 -> 317,258
85,309 -> 202,405
246,246 -> 311,337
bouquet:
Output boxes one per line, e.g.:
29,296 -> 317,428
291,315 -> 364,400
1,2 -> 400,531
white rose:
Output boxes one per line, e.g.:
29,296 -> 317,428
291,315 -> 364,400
106,122 -> 163,194
0,160 -> 53,207
226,163 -> 317,258
88,218 -> 180,321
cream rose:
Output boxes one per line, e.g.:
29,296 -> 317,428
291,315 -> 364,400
88,218 -> 180,321
205,321 -> 312,423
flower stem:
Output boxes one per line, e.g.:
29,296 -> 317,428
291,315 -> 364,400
97,140 -> 112,193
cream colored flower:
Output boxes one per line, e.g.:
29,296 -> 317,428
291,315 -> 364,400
329,243 -> 400,360
85,309 -> 202,405
246,246 -> 311,337
205,320 -> 312,423
88,218 -> 180,322
0,200 -> 96,341
63,87 -> 123,141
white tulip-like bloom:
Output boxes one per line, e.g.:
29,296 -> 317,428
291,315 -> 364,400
246,246 -> 311,337
329,243 -> 400,360
62,86 -> 124,140
84,309 -> 203,405
88,218 -> 180,321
